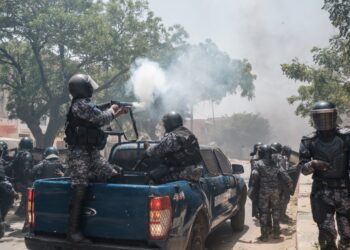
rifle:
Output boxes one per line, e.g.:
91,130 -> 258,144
98,100 -> 139,140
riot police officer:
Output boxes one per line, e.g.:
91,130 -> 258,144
65,74 -> 126,243
10,137 -> 34,217
280,145 -> 293,222
298,101 -> 350,250
31,147 -> 65,180
143,112 -> 202,184
251,144 -> 292,241
248,142 -> 262,219
0,142 -> 17,238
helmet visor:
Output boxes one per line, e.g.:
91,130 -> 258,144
311,109 -> 337,131
87,75 -> 99,90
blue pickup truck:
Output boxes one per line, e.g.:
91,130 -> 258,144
25,142 -> 247,250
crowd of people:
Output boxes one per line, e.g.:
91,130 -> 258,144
248,141 -> 295,241
0,138 -> 66,237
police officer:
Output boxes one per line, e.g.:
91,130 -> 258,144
0,141 -> 10,162
143,112 -> 202,184
280,145 -> 293,222
0,143 -> 17,238
248,142 -> 262,219
65,73 -> 126,243
10,137 -> 33,217
251,144 -> 292,241
271,142 -> 283,166
298,101 -> 350,250
30,147 -> 65,180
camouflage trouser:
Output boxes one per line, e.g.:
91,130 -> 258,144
312,186 -> 350,249
14,183 -> 29,217
152,165 -> 202,184
258,188 -> 280,231
280,188 -> 291,217
68,147 -> 118,186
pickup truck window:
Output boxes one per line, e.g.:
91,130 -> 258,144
200,149 -> 221,176
111,149 -> 161,171
215,150 -> 232,175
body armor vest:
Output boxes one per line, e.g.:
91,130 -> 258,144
13,151 -> 32,183
164,127 -> 202,168
256,159 -> 280,189
311,135 -> 348,180
40,160 -> 63,179
64,99 -> 107,150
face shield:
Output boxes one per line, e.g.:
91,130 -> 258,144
311,108 -> 337,131
87,75 -> 99,90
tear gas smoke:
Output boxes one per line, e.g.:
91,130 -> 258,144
129,59 -> 167,108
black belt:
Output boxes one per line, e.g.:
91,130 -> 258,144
315,178 -> 349,188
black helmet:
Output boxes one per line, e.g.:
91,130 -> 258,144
68,74 -> 99,98
282,145 -> 292,157
310,101 -> 337,131
43,146 -> 59,159
0,141 -> 8,157
250,142 -> 263,156
19,137 -> 33,151
271,142 -> 282,154
258,144 -> 272,160
162,111 -> 183,133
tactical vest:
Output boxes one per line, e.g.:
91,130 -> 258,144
304,129 -> 350,180
64,99 -> 107,150
38,160 -> 63,179
256,159 -> 280,189
164,127 -> 202,168
12,150 -> 33,183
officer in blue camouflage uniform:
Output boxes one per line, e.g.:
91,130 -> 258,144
248,142 -> 262,219
299,101 -> 350,250
271,142 -> 293,222
30,147 -> 65,180
0,141 -> 17,238
144,112 -> 202,184
64,74 -> 127,243
252,144 -> 292,241
9,137 -> 34,217
280,145 -> 293,222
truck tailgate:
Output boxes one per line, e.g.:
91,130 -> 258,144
33,180 -> 151,241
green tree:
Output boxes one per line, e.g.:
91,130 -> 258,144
281,1 -> 350,118
208,113 -> 270,159
0,0 -> 187,147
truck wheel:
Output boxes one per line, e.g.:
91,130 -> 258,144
230,204 -> 245,232
186,216 -> 206,250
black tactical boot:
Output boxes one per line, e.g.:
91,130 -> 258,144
258,227 -> 269,242
67,185 -> 91,244
319,231 -> 337,250
273,224 -> 281,239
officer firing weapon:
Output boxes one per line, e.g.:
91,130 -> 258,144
98,100 -> 139,141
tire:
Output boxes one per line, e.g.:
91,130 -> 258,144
186,215 -> 206,250
230,205 -> 245,232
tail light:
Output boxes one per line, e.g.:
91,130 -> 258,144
27,188 -> 35,228
149,196 -> 172,240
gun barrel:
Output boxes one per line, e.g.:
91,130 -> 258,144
110,100 -> 133,108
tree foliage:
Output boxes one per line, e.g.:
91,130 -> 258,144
281,1 -> 350,118
0,0 -> 187,147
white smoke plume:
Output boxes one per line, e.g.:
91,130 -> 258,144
129,59 -> 167,108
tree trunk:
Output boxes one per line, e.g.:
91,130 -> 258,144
43,101 -> 67,148
26,121 -> 45,149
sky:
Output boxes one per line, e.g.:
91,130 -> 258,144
147,0 -> 336,148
